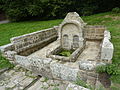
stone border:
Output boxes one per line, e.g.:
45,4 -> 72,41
100,30 -> 114,63
48,45 -> 85,62
84,25 -> 106,40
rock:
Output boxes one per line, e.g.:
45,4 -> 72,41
5,82 -> 15,89
101,37 -> 114,61
47,80 -> 54,86
50,62 -> 79,81
66,83 -> 90,90
43,82 -> 49,88
79,61 -> 96,71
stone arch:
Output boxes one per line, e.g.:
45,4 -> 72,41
59,21 -> 82,50
62,34 -> 69,48
59,21 -> 82,39
73,35 -> 79,49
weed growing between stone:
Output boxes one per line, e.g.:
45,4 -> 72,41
57,50 -> 74,57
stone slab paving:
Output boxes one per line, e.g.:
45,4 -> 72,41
28,40 -> 60,58
27,77 -> 69,90
0,66 -> 69,90
77,40 -> 101,61
0,66 -> 38,90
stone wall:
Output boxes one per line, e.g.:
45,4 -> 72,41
15,54 -> 100,87
10,27 -> 58,55
0,26 -> 58,61
15,55 -> 80,81
0,43 -> 16,61
84,25 -> 106,40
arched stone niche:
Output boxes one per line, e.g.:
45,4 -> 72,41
59,21 -> 84,50
73,35 -> 79,49
62,34 -> 69,49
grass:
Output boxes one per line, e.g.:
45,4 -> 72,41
57,50 -> 73,57
0,12 -> 120,87
75,78 -> 94,90
0,53 -> 14,69
0,19 -> 62,46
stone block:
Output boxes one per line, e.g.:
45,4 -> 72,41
104,30 -> 111,40
77,70 -> 87,81
87,76 -> 97,86
66,83 -> 90,90
30,57 -> 53,78
5,51 -> 17,61
79,61 -> 96,71
101,38 -> 114,61
15,55 -> 53,78
87,71 -> 97,78
50,62 -> 79,81
0,43 -> 14,53
15,55 -> 31,70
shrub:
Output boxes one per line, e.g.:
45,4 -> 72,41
96,64 -> 120,75
110,85 -> 120,90
0,53 -> 14,69
0,0 -> 44,21
96,65 -> 106,73
112,7 -> 120,13
106,64 -> 120,75
0,0 -> 120,21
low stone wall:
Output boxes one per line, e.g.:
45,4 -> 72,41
48,45 -> 85,62
0,43 -> 14,53
15,55 -> 100,86
0,43 -> 16,61
0,26 -> 58,61
15,55 -> 80,81
11,27 -> 58,55
84,25 -> 106,40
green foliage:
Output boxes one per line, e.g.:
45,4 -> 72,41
0,53 -> 14,69
112,7 -> 120,13
52,87 -> 59,90
110,75 -> 120,84
96,85 -> 105,90
96,64 -> 120,75
58,50 -> 73,57
110,85 -> 120,90
0,19 -> 62,46
44,77 -> 49,82
75,79 -> 94,90
106,64 -> 120,75
75,79 -> 88,88
1,0 -> 120,21
96,65 -> 106,73
0,19 -> 62,70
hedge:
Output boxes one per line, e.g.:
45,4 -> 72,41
0,0 -> 120,21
